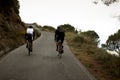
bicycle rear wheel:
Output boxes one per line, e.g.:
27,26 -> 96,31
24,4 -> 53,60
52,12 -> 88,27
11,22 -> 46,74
27,42 -> 32,56
59,52 -> 62,58
58,43 -> 63,59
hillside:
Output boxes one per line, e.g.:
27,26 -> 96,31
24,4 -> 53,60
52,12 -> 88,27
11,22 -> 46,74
0,0 -> 26,56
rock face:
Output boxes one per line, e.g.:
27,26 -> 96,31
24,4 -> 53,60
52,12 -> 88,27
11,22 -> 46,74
0,0 -> 26,56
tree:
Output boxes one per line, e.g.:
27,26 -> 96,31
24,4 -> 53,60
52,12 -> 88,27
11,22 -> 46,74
58,24 -> 75,32
106,29 -> 120,53
101,44 -> 107,48
42,25 -> 55,31
80,30 -> 100,44
93,0 -> 119,6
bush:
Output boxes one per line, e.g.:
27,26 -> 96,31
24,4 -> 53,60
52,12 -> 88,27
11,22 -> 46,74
67,32 -> 120,79
73,35 -> 85,43
0,0 -> 19,14
93,48 -> 120,78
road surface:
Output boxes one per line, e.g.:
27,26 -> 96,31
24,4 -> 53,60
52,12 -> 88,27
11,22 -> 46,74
0,31 -> 96,80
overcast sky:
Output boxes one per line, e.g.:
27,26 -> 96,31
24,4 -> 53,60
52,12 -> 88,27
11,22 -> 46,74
19,0 -> 120,44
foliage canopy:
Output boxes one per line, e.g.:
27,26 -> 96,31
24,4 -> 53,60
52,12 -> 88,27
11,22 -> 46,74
58,24 -> 75,32
0,0 -> 19,14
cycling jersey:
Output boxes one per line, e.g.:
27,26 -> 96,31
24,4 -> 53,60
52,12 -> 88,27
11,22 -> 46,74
55,29 -> 65,43
27,28 -> 34,35
25,27 -> 35,42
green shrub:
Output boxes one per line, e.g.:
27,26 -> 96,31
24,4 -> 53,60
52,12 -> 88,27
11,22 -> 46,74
73,35 -> 85,43
93,48 -> 120,78
67,31 -> 120,79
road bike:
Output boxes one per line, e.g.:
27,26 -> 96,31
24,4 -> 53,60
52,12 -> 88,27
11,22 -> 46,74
27,40 -> 32,56
57,40 -> 64,58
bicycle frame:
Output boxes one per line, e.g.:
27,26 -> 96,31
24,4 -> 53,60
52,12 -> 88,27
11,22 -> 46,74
27,40 -> 32,56
57,40 -> 63,58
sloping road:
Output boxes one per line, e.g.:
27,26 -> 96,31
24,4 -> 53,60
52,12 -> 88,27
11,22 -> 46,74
0,31 -> 96,80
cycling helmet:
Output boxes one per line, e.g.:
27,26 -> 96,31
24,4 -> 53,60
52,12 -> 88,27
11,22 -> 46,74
29,26 -> 33,28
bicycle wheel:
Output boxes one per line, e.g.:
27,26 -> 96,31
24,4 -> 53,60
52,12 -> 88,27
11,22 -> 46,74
27,42 -> 30,56
59,52 -> 62,58
58,42 -> 63,59
27,41 -> 32,56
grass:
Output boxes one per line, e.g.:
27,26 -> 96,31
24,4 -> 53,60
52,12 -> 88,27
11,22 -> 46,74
66,32 -> 120,80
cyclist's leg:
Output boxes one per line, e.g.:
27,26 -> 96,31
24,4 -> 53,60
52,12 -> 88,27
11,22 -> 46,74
27,34 -> 33,52
57,40 -> 62,51
61,40 -> 64,53
26,40 -> 28,48
31,40 -> 33,51
56,39 -> 59,51
56,42 -> 58,51
26,34 -> 29,48
30,35 -> 33,52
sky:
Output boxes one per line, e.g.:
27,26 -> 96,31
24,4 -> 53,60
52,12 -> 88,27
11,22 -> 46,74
19,0 -> 120,45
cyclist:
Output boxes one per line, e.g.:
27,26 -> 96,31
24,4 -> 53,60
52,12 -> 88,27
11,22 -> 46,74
25,26 -> 35,51
54,26 -> 65,53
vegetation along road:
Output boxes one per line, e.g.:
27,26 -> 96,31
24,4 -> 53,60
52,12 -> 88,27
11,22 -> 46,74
0,31 -> 96,80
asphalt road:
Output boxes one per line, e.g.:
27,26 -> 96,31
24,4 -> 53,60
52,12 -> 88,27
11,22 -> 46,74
0,31 -> 96,80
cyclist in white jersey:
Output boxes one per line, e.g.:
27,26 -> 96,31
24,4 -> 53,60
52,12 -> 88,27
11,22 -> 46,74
25,26 -> 35,51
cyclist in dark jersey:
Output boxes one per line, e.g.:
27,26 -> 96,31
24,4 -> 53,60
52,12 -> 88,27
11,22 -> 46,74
54,27 -> 65,52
